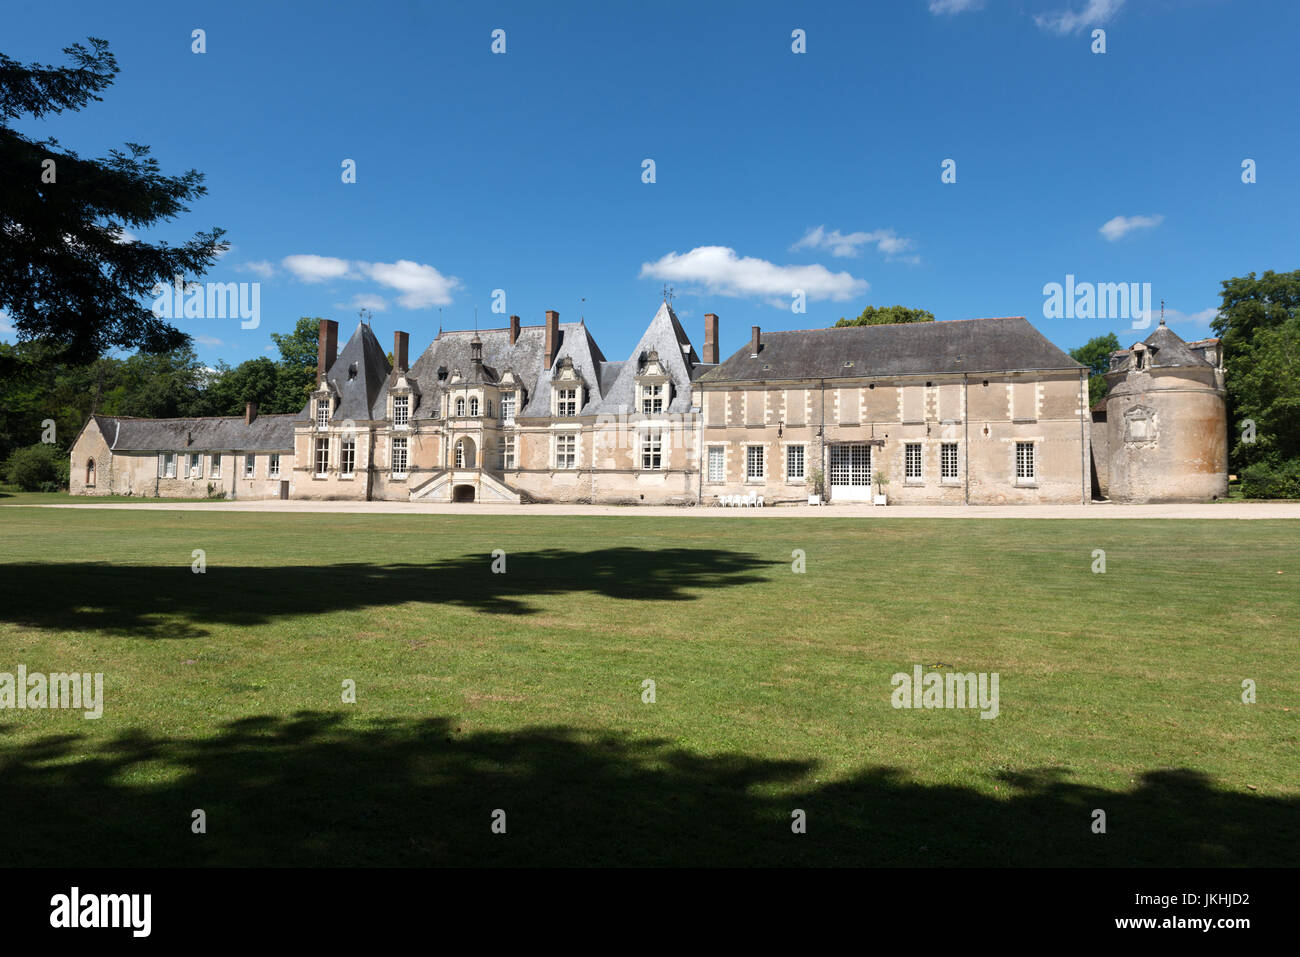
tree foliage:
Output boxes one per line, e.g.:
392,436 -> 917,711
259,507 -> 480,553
0,37 -> 226,365
1069,332 -> 1120,406
835,305 -> 935,327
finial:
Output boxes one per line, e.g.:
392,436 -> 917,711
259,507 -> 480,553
662,284 -> 674,306
1160,300 -> 1166,326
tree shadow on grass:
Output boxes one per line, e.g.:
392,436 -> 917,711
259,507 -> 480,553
0,712 -> 1294,867
0,547 -> 776,637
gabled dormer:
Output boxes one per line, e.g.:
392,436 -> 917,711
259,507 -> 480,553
499,369 -> 525,424
551,356 -> 586,417
635,349 -> 672,414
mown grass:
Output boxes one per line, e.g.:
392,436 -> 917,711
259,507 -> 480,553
0,506 -> 1295,866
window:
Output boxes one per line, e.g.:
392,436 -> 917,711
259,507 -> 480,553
159,452 -> 177,478
707,446 -> 724,484
455,397 -> 466,417
745,445 -> 764,481
269,454 -> 281,477
641,430 -> 663,470
393,395 -> 409,426
316,399 -> 330,429
244,454 -> 256,478
502,435 -> 515,470
85,459 -> 95,486
454,440 -> 465,469
392,437 -> 408,477
469,397 -> 479,417
485,399 -> 493,418
1016,442 -> 1035,483
314,438 -> 329,477
905,443 -> 923,482
641,383 -> 664,414
557,388 -> 578,417
555,433 -> 577,469
189,453 -> 202,478
501,393 -> 516,424
941,443 -> 958,480
341,440 -> 355,477
786,445 -> 805,481
209,454 -> 221,478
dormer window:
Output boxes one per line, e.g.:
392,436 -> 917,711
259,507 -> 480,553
501,392 -> 516,424
393,395 -> 409,427
315,398 -> 331,429
556,388 -> 579,417
640,383 -> 666,414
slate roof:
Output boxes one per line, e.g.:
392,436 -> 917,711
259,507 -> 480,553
92,413 -> 296,452
592,302 -> 701,414
699,316 -> 1082,383
311,322 -> 392,420
525,321 -> 609,417
1140,323 -> 1212,368
407,324 -> 553,418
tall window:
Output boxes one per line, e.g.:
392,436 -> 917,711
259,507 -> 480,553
314,439 -> 329,476
502,435 -> 515,470
189,453 -> 202,478
393,395 -> 409,426
209,454 -> 221,478
745,445 -> 764,481
941,443 -> 958,480
159,452 -> 177,478
905,443 -> 922,481
641,430 -> 663,470
555,433 -> 577,469
316,399 -> 330,429
244,454 -> 256,478
556,388 -> 578,416
786,445 -> 805,481
455,397 -> 466,416
269,454 -> 281,477
392,437 -> 408,477
501,393 -> 516,424
641,384 -> 664,414
469,397 -> 479,417
341,440 -> 355,476
1016,442 -> 1035,482
485,399 -> 493,418
454,440 -> 465,469
85,459 -> 95,486
707,446 -> 724,483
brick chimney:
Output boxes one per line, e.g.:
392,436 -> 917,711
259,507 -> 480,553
544,310 -> 560,370
750,325 -> 761,358
704,313 -> 719,364
393,330 -> 409,372
317,319 -> 338,382
509,315 -> 520,346
244,401 -> 258,425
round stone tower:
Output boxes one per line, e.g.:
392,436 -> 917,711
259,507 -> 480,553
1103,318 -> 1227,503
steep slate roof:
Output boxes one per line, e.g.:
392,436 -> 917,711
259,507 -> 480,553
407,324 -> 549,418
92,414 -> 296,452
593,302 -> 701,414
1140,323 -> 1212,368
517,321 -> 608,417
700,316 -> 1082,383
306,322 -> 392,421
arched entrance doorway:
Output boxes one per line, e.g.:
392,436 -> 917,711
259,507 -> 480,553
452,484 -> 476,503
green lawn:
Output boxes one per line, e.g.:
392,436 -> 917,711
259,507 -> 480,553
0,506 -> 1295,866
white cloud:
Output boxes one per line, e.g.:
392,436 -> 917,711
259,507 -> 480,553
281,254 -> 459,309
357,260 -> 459,309
281,254 -> 355,283
640,246 -> 868,304
1099,214 -> 1164,242
928,0 -> 984,14
1161,306 -> 1218,327
0,309 -> 13,337
194,335 -> 224,346
1034,0 -> 1124,35
791,225 -> 919,262
237,260 -> 276,279
343,294 -> 389,313
112,226 -> 138,244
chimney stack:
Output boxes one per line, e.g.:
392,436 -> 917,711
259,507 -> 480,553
509,315 -> 520,346
317,319 -> 338,382
393,330 -> 409,372
244,401 -> 258,425
704,313 -> 719,364
544,310 -> 560,370
750,325 -> 761,359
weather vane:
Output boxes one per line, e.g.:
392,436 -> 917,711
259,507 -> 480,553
662,284 -> 675,305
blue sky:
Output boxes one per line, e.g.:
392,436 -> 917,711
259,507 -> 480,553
6,0 -> 1298,366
